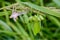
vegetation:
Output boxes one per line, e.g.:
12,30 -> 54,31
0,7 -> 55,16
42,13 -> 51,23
0,0 -> 60,40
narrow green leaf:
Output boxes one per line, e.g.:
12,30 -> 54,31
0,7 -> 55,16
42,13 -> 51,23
48,16 -> 60,27
0,30 -> 17,36
0,20 -> 12,31
0,11 -> 11,16
22,2 -> 60,17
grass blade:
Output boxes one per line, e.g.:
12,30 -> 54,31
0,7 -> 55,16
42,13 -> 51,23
22,2 -> 60,17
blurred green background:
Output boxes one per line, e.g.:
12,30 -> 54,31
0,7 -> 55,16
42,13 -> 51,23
0,0 -> 60,40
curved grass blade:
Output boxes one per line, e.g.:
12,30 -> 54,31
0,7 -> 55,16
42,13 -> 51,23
0,20 -> 12,31
48,16 -> 60,27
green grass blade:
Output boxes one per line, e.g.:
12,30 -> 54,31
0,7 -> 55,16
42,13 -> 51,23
48,16 -> 60,27
22,2 -> 60,17
0,20 -> 12,31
